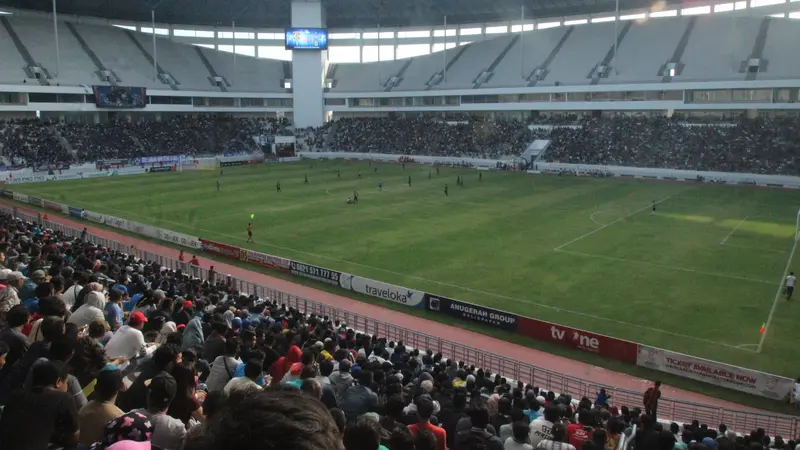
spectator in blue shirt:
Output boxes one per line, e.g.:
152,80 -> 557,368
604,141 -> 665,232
24,282 -> 54,315
104,289 -> 124,332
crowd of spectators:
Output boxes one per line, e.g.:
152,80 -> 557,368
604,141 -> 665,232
325,117 -> 538,158
544,116 -> 800,176
0,116 -> 293,167
0,213 -> 795,450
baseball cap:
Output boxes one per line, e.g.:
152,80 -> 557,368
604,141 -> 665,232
6,271 -> 24,282
31,270 -> 47,280
0,269 -> 12,281
129,311 -> 148,326
153,289 -> 166,299
183,300 -> 193,308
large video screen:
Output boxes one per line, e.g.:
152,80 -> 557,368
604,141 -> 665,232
93,86 -> 147,108
285,28 -> 328,50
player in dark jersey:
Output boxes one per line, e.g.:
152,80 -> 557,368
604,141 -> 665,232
276,181 -> 281,193
216,180 -> 220,191
479,172 -> 482,181
444,184 -> 448,196
428,170 -> 431,180
378,180 -> 383,191
304,174 -> 309,185
358,171 -> 362,178
247,223 -> 253,243
436,167 -> 439,175
652,200 -> 656,212
353,190 -> 359,204
408,176 -> 411,187
337,169 -> 341,178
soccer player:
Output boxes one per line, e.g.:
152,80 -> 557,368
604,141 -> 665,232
378,180 -> 383,191
220,168 -> 224,176
276,181 -> 281,193
337,169 -> 341,178
436,167 -> 439,175
786,271 -> 796,300
403,163 -> 406,170
444,184 -> 448,197
408,175 -> 411,187
479,172 -> 482,181
304,174 -> 309,185
353,190 -> 359,204
358,170 -> 362,179
216,180 -> 220,191
428,170 -> 432,180
652,200 -> 656,213
247,223 -> 253,242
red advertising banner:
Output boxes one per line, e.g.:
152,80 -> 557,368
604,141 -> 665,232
199,238 -> 241,260
241,249 -> 292,274
517,316 -> 639,364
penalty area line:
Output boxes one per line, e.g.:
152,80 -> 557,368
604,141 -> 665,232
720,216 -> 749,245
555,195 -> 673,251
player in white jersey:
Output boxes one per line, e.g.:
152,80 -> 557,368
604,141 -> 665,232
786,272 -> 795,300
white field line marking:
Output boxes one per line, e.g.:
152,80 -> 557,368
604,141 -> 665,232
554,195 -> 673,251
51,197 -> 751,351
720,216 -> 749,244
556,248 -> 774,285
720,242 -> 788,254
757,235 -> 798,352
589,211 -> 608,226
736,343 -> 759,349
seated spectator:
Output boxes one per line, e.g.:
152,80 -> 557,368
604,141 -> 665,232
409,394 -> 447,450
68,290 -> 106,328
224,357 -> 263,395
168,361 -> 204,424
341,369 -> 379,420
0,304 -> 31,380
530,406 -> 560,447
0,360 -> 79,450
105,311 -> 148,360
0,315 -> 65,405
0,271 -> 24,324
118,344 -> 179,412
535,423 -> 576,450
506,422 -> 535,450
184,390 -> 341,450
78,368 -> 125,445
455,404 -> 504,450
138,372 -> 187,450
205,337 -> 240,393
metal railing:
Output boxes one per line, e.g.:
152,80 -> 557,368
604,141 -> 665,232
7,207 -> 800,438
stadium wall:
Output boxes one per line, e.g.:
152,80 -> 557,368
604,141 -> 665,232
535,163 -> 800,189
2,165 -> 796,400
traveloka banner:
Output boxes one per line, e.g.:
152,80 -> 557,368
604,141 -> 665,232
424,294 -> 518,332
340,275 -> 425,307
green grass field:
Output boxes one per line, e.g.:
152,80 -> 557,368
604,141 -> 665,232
13,161 -> 800,377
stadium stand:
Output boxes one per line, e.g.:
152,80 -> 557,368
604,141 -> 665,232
328,16 -> 800,92
0,18 -> 286,92
0,211 -> 796,449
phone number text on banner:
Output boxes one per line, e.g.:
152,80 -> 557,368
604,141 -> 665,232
290,261 -> 341,285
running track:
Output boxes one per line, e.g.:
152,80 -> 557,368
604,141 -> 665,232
10,203 -> 764,414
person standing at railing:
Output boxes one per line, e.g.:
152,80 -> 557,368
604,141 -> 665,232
190,255 -> 200,278
643,381 -> 661,420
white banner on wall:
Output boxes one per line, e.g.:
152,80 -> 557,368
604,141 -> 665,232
636,346 -> 795,400
158,229 -> 202,250
103,215 -> 125,230
123,220 -> 160,239
341,275 -> 425,307
12,193 -> 28,203
86,211 -> 104,224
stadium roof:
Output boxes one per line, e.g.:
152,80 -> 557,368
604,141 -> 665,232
0,0 -> 645,29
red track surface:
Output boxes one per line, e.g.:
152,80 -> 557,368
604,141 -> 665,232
15,204 -> 765,413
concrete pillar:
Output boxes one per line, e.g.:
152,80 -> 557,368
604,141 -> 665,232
290,0 -> 327,128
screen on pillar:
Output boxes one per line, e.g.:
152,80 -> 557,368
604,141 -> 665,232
285,28 -> 328,50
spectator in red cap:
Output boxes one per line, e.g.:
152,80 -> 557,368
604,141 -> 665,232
105,311 -> 148,361
172,300 -> 193,327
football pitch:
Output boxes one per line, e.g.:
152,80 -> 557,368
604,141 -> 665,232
13,161 -> 800,377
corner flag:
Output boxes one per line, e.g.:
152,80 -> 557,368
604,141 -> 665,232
760,323 -> 766,334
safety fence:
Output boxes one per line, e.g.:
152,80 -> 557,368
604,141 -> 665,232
6,207 -> 800,438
